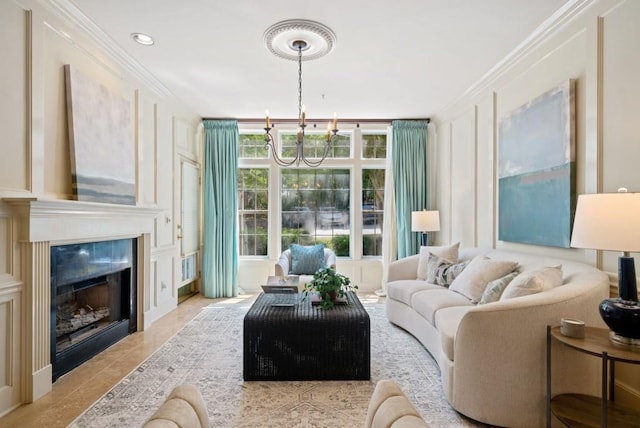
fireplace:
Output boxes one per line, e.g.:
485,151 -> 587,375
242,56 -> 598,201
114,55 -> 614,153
50,238 -> 137,380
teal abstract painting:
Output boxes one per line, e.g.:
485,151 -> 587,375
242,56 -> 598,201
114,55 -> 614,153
498,80 -> 575,248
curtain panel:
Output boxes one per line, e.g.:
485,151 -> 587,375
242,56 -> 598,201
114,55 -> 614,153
202,120 -> 239,298
391,120 -> 429,259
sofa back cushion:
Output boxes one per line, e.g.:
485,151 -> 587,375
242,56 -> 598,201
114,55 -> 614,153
449,256 -> 518,302
416,242 -> 460,280
500,266 -> 563,300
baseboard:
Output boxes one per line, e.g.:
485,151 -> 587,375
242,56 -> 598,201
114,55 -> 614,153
32,365 -> 52,401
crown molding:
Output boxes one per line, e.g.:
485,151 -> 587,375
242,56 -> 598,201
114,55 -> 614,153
437,0 -> 596,121
40,0 -> 172,98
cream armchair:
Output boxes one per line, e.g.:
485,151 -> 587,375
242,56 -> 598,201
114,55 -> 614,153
275,247 -> 337,279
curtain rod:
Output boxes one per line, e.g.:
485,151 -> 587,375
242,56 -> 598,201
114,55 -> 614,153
203,118 -> 430,124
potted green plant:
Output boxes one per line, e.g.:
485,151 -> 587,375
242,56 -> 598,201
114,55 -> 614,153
303,266 -> 358,308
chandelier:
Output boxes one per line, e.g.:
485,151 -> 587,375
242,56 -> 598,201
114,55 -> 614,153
263,20 -> 339,167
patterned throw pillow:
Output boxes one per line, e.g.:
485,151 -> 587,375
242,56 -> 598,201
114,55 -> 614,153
478,272 -> 519,304
289,244 -> 326,275
425,253 -> 470,287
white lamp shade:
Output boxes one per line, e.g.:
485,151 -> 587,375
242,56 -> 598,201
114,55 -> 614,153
571,192 -> 640,252
411,210 -> 440,232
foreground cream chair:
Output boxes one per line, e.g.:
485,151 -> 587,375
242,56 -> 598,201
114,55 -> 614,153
365,379 -> 429,428
143,384 -> 209,428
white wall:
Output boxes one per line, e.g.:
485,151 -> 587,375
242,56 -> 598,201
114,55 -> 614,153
433,0 -> 640,408
0,0 -> 200,414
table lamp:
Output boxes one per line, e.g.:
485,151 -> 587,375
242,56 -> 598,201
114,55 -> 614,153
411,210 -> 440,246
570,189 -> 640,346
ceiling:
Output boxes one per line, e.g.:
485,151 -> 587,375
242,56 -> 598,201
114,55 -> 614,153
64,0 -> 571,121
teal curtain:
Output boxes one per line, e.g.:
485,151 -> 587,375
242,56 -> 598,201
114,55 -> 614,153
392,120 -> 428,259
202,120 -> 239,297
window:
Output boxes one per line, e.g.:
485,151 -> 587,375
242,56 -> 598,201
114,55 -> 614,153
362,132 -> 387,159
238,168 -> 268,256
281,169 -> 350,256
239,133 -> 268,158
237,124 -> 388,259
362,169 -> 385,256
282,132 -> 351,159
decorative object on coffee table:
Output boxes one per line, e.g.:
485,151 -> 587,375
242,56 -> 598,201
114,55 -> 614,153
303,266 -> 358,308
571,189 -> 640,346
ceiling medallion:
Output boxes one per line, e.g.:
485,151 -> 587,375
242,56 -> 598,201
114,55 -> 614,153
263,19 -> 337,62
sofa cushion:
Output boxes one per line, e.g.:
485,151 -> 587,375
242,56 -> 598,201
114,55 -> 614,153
478,272 -> 519,304
289,244 -> 325,275
425,254 -> 471,287
449,256 -> 518,303
387,280 -> 441,306
501,266 -> 563,300
416,242 -> 460,280
411,289 -> 473,325
434,306 -> 474,362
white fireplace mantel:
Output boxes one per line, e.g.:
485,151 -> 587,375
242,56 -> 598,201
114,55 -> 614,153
3,197 -> 162,402
3,197 -> 162,243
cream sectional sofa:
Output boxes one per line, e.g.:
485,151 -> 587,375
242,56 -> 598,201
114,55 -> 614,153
385,246 -> 610,427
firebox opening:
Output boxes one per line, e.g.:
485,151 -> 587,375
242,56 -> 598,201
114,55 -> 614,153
50,238 -> 137,381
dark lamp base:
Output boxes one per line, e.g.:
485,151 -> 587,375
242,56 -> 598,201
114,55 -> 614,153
609,331 -> 640,348
599,297 -> 640,342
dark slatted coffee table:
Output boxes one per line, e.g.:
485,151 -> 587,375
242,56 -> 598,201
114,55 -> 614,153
243,291 -> 370,381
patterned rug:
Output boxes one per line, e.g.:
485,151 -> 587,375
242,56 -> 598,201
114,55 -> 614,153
69,301 -> 485,428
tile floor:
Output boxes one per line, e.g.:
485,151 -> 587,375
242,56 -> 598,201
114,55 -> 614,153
0,291 -> 383,428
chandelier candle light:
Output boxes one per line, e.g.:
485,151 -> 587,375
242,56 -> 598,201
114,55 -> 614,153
263,20 -> 339,167
570,188 -> 640,346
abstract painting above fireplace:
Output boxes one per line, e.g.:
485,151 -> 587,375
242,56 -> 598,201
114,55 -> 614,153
64,64 -> 136,205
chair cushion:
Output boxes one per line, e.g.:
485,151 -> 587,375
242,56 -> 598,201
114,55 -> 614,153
365,379 -> 429,428
289,244 -> 326,275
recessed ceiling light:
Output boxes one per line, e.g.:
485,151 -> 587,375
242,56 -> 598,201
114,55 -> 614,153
131,33 -> 154,46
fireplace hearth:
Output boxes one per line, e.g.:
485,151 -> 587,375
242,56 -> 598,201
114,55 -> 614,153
51,238 -> 137,380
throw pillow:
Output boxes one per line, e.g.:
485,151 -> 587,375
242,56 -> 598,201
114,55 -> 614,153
425,253 -> 471,287
449,256 -> 519,303
416,242 -> 460,280
478,272 -> 519,304
289,244 -> 326,275
500,265 -> 563,300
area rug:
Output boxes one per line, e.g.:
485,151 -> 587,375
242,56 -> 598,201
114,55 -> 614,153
69,301 -> 485,428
